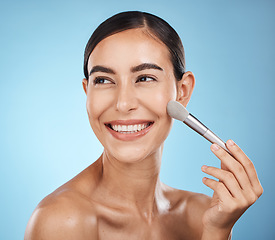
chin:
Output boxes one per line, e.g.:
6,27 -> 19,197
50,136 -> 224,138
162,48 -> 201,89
104,143 -> 161,164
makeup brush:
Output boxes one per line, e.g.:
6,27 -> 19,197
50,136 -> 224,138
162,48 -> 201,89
167,100 -> 230,154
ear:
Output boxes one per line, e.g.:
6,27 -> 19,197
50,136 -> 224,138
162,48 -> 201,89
82,78 -> 88,95
176,71 -> 195,107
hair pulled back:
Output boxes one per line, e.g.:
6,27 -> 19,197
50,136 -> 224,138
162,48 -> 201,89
84,11 -> 185,81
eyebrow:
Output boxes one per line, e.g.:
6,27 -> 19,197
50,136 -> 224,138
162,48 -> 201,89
131,63 -> 163,72
89,65 -> 115,76
89,63 -> 163,76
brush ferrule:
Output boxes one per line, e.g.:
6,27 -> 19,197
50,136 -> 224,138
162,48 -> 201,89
184,114 -> 208,136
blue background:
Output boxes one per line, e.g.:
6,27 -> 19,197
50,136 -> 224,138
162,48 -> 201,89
0,0 -> 274,239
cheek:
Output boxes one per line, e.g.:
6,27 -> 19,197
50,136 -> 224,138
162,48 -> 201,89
86,90 -> 113,127
146,82 -> 177,118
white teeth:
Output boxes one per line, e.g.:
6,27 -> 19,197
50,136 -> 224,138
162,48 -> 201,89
110,123 -> 151,133
127,125 -> 132,131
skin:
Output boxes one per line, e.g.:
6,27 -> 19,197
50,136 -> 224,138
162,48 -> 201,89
25,29 -> 263,240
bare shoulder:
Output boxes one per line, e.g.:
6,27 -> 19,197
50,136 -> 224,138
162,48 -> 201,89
183,190 -> 211,238
184,190 -> 211,221
24,189 -> 98,240
163,183 -> 211,213
162,183 -> 211,238
24,160 -> 103,240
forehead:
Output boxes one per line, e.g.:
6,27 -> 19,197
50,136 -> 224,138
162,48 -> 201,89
87,29 -> 172,72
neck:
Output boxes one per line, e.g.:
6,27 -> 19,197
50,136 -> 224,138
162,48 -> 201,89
97,147 -> 169,221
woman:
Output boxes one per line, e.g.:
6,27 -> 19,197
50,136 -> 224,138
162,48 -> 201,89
25,11 -> 263,240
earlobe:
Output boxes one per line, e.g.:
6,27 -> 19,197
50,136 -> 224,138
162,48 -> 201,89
176,71 -> 195,107
82,78 -> 88,95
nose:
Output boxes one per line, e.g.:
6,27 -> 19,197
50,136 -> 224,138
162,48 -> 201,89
116,83 -> 138,113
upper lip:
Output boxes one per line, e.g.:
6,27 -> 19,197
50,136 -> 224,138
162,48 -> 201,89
104,119 -> 154,125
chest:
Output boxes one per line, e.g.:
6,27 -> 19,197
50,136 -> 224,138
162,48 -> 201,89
96,211 -> 198,240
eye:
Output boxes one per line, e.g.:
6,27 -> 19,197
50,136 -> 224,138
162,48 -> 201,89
136,76 -> 156,83
93,77 -> 113,85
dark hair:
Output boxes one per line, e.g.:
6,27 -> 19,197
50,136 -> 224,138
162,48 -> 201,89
83,11 -> 185,81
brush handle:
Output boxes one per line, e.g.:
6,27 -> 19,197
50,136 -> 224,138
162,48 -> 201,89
184,114 -> 231,154
203,129 -> 229,153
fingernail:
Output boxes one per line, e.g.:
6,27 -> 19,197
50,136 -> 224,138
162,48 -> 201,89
228,139 -> 235,146
211,144 -> 220,151
201,165 -> 208,171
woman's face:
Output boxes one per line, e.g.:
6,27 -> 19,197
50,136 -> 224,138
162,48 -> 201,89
83,29 -> 180,163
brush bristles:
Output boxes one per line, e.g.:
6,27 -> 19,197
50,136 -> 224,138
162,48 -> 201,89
167,100 -> 189,121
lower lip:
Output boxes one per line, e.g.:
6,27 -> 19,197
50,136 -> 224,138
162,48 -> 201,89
105,123 -> 154,141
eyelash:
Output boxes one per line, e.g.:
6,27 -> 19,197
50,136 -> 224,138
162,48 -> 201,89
92,75 -> 157,85
93,77 -> 113,85
136,75 -> 156,83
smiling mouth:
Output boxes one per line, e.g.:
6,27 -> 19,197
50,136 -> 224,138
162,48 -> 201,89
105,122 -> 154,134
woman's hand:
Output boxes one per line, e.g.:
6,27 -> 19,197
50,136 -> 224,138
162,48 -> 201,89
201,139 -> 263,239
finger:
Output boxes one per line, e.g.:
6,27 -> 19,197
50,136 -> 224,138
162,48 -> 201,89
202,165 -> 261,208
202,177 -> 232,202
226,139 -> 263,197
211,143 -> 252,192
201,165 -> 243,198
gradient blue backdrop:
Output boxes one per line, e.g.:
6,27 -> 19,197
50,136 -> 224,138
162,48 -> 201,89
0,0 -> 274,239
